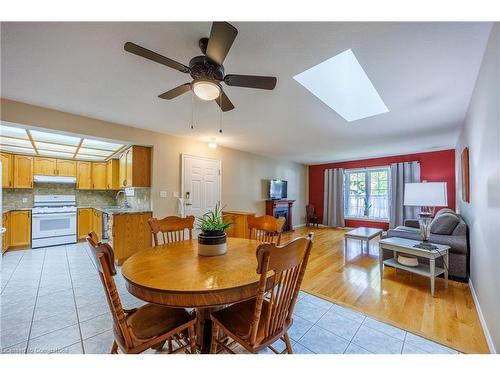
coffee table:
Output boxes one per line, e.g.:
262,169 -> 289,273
344,227 -> 383,256
378,237 -> 449,297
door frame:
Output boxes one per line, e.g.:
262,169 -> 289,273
180,153 -> 223,210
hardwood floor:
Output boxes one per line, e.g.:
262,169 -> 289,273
281,226 -> 489,354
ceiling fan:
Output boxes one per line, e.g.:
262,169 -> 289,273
124,22 -> 277,112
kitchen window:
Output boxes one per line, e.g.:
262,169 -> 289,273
344,167 -> 390,221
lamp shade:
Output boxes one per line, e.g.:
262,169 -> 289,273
404,182 -> 448,207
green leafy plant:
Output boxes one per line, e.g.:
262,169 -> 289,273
196,203 -> 232,234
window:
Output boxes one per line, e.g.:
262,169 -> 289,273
344,167 -> 390,220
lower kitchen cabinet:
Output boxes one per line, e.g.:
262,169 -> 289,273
2,212 -> 10,253
77,208 -> 93,240
9,210 -> 31,249
109,212 -> 152,265
91,209 -> 103,241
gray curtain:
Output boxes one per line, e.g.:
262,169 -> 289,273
389,161 -> 420,229
323,168 -> 345,227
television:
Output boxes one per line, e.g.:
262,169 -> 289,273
269,179 -> 288,200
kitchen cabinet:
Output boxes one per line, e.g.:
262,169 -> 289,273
34,157 -> 57,175
9,210 -> 31,249
56,159 -> 77,176
2,212 -> 10,253
91,162 -> 107,190
1,152 -> 13,188
223,211 -> 255,239
109,212 -> 152,265
77,208 -> 93,240
33,157 -> 76,177
91,209 -> 103,241
13,155 -> 33,189
77,161 -> 92,190
106,159 -> 120,190
119,146 -> 151,188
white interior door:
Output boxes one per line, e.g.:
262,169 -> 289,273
181,154 -> 222,226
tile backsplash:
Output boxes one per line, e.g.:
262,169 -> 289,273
3,183 -> 117,209
116,188 -> 151,211
2,184 -> 152,211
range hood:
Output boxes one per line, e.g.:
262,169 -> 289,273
33,175 -> 77,184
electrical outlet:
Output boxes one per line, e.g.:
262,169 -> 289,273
159,191 -> 167,198
22,197 -> 28,203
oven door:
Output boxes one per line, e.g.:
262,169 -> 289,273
32,212 -> 77,239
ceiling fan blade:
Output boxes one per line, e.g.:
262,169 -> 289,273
124,42 -> 190,73
224,74 -> 277,90
158,83 -> 192,100
215,91 -> 235,112
206,22 -> 238,65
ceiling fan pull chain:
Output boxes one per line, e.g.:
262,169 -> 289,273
190,90 -> 194,130
219,94 -> 223,134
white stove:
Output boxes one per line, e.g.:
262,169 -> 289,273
32,195 -> 77,248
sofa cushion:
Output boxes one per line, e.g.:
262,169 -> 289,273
394,226 -> 420,233
430,213 -> 460,235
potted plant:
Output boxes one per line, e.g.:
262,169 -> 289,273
197,203 -> 232,256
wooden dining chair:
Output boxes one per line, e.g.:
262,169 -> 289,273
209,233 -> 314,354
148,215 -> 195,246
247,215 -> 286,245
86,232 -> 197,354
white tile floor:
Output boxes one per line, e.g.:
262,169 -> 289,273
1,242 -> 459,354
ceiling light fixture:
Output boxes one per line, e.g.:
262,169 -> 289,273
208,138 -> 218,149
192,80 -> 221,101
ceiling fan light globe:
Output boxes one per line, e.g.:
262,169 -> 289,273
193,80 -> 221,101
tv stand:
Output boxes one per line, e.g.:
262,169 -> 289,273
265,199 -> 295,232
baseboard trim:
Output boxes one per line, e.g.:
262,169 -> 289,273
469,279 -> 497,353
293,223 -> 306,229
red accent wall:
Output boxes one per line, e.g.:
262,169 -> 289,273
309,149 -> 456,230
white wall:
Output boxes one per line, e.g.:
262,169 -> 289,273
455,23 -> 500,353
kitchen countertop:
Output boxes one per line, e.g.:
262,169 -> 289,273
78,206 -> 152,215
2,207 -> 152,215
2,207 -> 33,213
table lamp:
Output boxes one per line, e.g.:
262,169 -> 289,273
404,182 -> 448,249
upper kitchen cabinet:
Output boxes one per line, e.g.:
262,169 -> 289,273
106,159 -> 120,190
56,159 -> 77,176
34,157 -> 77,176
119,146 -> 151,188
1,152 -> 13,188
92,162 -> 107,190
77,161 -> 92,190
13,155 -> 33,188
34,157 -> 57,175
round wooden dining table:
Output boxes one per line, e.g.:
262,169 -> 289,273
121,237 -> 263,353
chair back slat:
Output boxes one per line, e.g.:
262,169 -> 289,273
86,232 -> 134,350
148,215 -> 195,246
248,215 -> 286,245
249,233 -> 313,345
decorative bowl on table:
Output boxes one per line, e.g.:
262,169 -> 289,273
397,254 -> 419,267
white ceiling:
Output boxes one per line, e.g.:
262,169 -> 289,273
0,22 -> 493,164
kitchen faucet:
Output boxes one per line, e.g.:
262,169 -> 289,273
115,190 -> 130,209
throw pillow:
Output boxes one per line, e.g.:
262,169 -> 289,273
430,213 -> 460,235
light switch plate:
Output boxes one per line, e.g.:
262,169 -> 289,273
173,191 -> 179,198
22,197 -> 28,203
159,191 -> 167,198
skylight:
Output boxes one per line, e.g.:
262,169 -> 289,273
293,49 -> 389,122
0,123 -> 127,161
